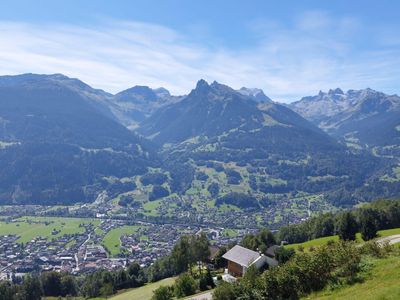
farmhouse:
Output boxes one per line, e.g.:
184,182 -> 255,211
222,245 -> 278,277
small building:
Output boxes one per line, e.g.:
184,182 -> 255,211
266,245 -> 280,258
222,245 -> 278,277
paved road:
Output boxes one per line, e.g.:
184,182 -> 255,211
187,291 -> 213,300
377,234 -> 400,245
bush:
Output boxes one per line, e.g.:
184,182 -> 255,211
212,282 -> 236,300
275,247 -> 295,264
152,285 -> 174,300
174,273 -> 197,298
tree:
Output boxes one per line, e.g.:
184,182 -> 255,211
60,274 -> 78,296
41,271 -> 62,296
359,209 -> 378,241
99,283 -> 114,297
170,236 -> 192,274
337,211 -> 358,241
241,228 -> 276,253
274,247 -> 295,264
191,233 -> 210,274
257,228 -> 276,251
313,214 -> 335,238
213,246 -> 227,268
199,268 -> 215,291
152,285 -> 174,300
0,281 -> 14,300
174,273 -> 197,298
21,275 -> 42,300
212,282 -> 236,300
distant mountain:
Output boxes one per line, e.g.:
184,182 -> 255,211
112,85 -> 183,129
138,80 -> 394,206
238,87 -> 272,103
0,74 -> 156,205
0,74 -> 398,210
139,79 -> 336,147
290,88 -> 400,147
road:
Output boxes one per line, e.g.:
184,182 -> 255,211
186,291 -> 213,300
377,234 -> 400,245
74,232 -> 92,271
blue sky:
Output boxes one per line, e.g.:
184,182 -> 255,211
0,0 -> 399,101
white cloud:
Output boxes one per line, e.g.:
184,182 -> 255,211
0,12 -> 399,102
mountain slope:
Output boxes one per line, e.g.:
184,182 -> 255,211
0,74 -> 156,205
112,85 -> 183,129
290,88 -> 400,147
138,80 -> 392,207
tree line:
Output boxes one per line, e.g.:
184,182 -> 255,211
278,199 -> 400,244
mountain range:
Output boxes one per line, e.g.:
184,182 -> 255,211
0,73 -> 398,212
290,88 -> 400,148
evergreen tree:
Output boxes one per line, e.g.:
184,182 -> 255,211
337,212 -> 358,241
21,275 -> 42,300
359,209 -> 378,241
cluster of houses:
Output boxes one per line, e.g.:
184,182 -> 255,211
0,215 -> 271,282
0,234 -> 79,280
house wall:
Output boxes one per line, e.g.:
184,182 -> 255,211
227,260 -> 243,277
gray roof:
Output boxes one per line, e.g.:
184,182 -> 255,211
265,256 -> 279,267
222,245 -> 260,267
266,245 -> 280,257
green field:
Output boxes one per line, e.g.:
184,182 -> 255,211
304,255 -> 400,299
222,228 -> 238,237
0,217 -> 99,243
287,227 -> 400,250
102,225 -> 143,256
109,277 -> 176,300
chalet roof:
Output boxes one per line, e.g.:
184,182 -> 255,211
222,245 -> 260,267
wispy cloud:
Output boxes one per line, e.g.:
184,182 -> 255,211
0,11 -> 399,102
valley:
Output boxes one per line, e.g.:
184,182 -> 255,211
0,73 -> 399,296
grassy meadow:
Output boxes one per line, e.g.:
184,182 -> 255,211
304,255 -> 400,299
0,216 -> 99,243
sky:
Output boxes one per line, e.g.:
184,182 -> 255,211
0,0 -> 399,102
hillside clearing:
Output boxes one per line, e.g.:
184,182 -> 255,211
109,277 -> 176,300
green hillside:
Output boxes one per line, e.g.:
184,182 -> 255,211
304,255 -> 400,299
287,227 -> 400,250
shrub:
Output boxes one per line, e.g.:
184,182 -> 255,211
152,285 -> 174,300
212,282 -> 236,300
174,273 -> 197,298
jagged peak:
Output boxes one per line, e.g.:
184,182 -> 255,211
328,88 -> 344,95
238,87 -> 272,102
196,79 -> 209,89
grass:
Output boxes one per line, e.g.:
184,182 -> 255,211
287,228 -> 400,251
304,255 -> 400,299
222,228 -> 238,237
102,225 -> 142,256
109,277 -> 176,300
0,217 -> 99,243
143,199 -> 162,216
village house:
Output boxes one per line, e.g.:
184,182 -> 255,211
222,245 -> 278,277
